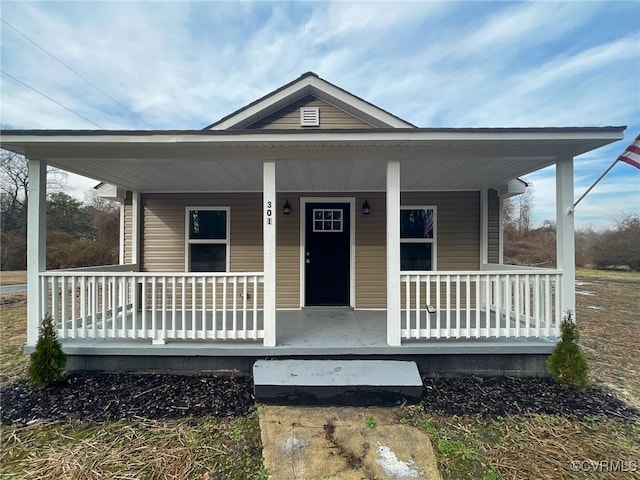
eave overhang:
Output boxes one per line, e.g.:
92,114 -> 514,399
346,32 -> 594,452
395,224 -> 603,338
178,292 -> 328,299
0,126 -> 626,193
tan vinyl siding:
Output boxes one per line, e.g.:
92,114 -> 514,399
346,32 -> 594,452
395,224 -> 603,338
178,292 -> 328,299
123,193 -> 133,264
142,193 -> 263,273
355,193 -> 387,309
246,96 -> 375,130
276,194 -> 301,308
487,189 -> 500,264
139,191 -> 482,310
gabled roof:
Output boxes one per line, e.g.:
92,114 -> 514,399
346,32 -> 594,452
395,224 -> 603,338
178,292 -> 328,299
205,72 -> 416,130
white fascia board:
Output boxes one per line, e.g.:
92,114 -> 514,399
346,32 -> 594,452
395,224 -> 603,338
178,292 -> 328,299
306,76 -> 413,128
96,182 -> 126,201
208,75 -> 413,130
209,78 -> 313,130
497,178 -> 528,198
1,128 -> 624,145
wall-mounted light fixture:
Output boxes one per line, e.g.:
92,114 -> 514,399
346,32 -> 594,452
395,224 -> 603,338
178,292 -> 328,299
283,200 -> 292,215
362,200 -> 371,215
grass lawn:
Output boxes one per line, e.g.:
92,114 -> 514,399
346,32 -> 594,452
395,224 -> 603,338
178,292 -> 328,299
1,269 -> 639,479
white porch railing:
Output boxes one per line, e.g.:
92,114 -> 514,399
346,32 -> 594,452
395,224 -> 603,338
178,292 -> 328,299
41,271 -> 264,343
400,269 -> 561,340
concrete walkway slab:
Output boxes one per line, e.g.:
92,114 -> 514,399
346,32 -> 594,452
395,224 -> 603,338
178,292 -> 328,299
258,405 -> 441,480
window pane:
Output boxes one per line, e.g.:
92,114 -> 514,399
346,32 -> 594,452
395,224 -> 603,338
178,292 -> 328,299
189,210 -> 226,239
400,209 -> 434,239
190,244 -> 226,272
401,243 -> 432,271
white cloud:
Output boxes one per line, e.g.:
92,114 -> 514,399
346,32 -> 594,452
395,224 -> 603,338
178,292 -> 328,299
0,0 -> 638,227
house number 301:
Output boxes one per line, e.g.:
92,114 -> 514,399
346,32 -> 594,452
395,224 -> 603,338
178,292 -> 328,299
266,201 -> 272,225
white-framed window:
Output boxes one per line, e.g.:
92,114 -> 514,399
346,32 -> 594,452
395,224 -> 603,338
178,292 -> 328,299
400,206 -> 437,271
185,207 -> 230,272
312,208 -> 343,232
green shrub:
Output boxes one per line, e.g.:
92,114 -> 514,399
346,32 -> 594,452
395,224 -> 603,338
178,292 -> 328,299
28,314 -> 67,390
547,312 -> 588,389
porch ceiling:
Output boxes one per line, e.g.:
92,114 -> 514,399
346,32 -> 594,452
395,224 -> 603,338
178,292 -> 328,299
1,128 -> 625,192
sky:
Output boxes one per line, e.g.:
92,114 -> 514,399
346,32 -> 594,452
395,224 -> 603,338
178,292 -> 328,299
1,0 -> 638,229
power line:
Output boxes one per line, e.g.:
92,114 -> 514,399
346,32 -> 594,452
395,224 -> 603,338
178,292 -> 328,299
1,70 -> 104,128
1,18 -> 154,128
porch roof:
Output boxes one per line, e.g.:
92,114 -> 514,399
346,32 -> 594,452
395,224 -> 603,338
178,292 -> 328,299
1,126 -> 625,193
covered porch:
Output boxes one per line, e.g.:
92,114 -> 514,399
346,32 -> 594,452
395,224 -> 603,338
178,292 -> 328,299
1,127 -> 624,351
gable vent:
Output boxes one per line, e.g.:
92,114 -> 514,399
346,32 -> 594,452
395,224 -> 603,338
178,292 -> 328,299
300,107 -> 320,127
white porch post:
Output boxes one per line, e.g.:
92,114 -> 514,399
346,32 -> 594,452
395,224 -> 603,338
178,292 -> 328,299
556,156 -> 576,320
118,202 -> 125,264
386,161 -> 401,346
480,188 -> 489,265
131,191 -> 141,267
27,159 -> 47,346
498,195 -> 504,264
263,161 -> 277,346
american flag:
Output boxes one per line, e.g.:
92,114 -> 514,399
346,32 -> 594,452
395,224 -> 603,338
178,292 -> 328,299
617,134 -> 640,169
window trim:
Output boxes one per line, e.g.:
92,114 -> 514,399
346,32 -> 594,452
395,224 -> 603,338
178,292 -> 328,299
185,206 -> 230,272
400,205 -> 437,271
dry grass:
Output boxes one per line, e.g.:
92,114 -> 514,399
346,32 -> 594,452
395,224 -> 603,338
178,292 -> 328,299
1,415 -> 267,480
0,271 -> 27,286
0,294 -> 28,387
403,409 -> 640,480
576,270 -> 640,409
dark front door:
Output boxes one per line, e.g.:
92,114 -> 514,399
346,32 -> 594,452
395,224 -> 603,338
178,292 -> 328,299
305,202 -> 350,306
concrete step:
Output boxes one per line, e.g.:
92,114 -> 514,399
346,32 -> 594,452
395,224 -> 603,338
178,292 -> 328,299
253,359 -> 423,405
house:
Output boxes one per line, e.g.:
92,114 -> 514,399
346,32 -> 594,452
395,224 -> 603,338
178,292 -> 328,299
1,72 -> 625,375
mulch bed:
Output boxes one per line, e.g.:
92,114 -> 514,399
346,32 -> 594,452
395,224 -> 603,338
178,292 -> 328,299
1,374 -> 637,426
1,373 -> 254,426
421,376 -> 639,420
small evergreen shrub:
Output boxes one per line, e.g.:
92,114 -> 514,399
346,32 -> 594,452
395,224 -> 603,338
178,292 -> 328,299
28,314 -> 67,390
547,312 -> 588,389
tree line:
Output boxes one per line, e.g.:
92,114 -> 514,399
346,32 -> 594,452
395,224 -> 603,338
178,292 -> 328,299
504,187 -> 640,271
1,151 -> 119,270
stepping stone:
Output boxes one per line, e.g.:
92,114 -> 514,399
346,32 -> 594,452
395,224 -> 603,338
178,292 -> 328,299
253,359 -> 423,405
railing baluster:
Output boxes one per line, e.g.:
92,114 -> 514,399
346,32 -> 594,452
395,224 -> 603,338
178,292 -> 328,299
211,277 -> 218,338
80,276 -> 87,339
232,276 -> 238,339
554,274 -> 561,337
101,276 -> 107,338
455,275 -> 461,338
60,277 -> 68,339
222,277 -> 228,340
201,276 -> 207,340
475,274 -> 480,338
141,277 -> 147,339
191,276 -> 197,340
415,275 -> 421,339
253,276 -> 258,339
51,276 -> 59,335
545,274 -> 552,337
151,277 -> 158,341
435,275 -> 441,339
465,275 -> 471,338
242,276 -> 248,339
